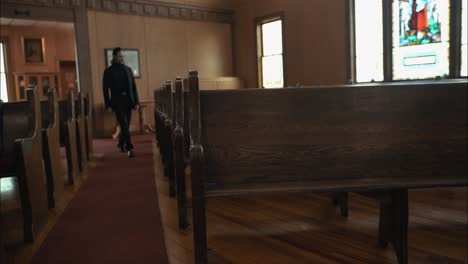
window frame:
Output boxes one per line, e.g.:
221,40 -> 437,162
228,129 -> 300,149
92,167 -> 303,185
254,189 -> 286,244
255,12 -> 286,88
0,38 -> 13,102
349,0 -> 465,83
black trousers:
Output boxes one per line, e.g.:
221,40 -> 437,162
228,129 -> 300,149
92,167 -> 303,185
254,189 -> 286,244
114,100 -> 133,150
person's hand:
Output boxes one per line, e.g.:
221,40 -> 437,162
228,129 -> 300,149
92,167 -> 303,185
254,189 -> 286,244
134,104 -> 140,110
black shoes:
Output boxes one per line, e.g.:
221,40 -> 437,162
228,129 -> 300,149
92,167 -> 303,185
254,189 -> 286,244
118,142 -> 135,158
117,143 -> 125,153
127,149 -> 135,158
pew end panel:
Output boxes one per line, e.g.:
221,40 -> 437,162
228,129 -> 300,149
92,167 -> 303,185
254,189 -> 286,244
84,93 -> 93,161
1,87 -> 49,245
75,92 -> 87,173
58,91 -> 79,185
41,89 -> 65,208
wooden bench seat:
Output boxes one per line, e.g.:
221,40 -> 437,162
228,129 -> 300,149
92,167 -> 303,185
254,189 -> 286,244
0,87 -> 49,245
186,73 -> 467,264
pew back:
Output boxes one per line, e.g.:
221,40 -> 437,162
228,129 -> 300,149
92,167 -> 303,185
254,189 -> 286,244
1,87 -> 48,241
195,81 -> 467,196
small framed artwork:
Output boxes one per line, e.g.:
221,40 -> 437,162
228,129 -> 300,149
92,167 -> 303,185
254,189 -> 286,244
23,37 -> 45,64
105,48 -> 141,78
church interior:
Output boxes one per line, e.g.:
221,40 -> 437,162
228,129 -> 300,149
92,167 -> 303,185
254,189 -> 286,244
0,0 -> 467,263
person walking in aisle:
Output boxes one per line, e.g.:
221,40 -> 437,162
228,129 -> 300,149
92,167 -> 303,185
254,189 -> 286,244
102,47 -> 140,158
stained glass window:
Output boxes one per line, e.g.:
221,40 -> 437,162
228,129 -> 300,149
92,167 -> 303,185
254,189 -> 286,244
392,0 -> 450,80
260,19 -> 284,88
355,0 -> 384,82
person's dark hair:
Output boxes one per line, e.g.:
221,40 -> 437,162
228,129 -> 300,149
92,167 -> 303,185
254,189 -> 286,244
112,47 -> 122,57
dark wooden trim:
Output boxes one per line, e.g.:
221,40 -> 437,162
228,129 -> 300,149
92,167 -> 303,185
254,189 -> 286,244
450,0 -> 462,78
254,18 -> 261,88
255,12 -> 286,88
390,189 -> 409,264
188,71 -> 207,264
383,0 -> 393,81
346,0 -> 356,83
75,92 -> 87,173
174,77 -> 188,230
281,13 -> 287,87
165,81 -> 176,197
188,71 -> 201,146
230,22 -> 237,76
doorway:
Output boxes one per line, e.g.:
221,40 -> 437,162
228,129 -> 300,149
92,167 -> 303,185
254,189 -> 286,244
0,18 -> 78,101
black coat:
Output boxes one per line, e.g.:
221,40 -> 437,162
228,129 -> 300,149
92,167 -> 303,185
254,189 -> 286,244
102,63 -> 139,110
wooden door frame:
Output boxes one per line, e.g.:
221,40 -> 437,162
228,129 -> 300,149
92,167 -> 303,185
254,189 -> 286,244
0,2 -> 93,103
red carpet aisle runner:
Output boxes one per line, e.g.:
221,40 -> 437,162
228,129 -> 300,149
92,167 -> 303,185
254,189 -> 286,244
32,135 -> 168,264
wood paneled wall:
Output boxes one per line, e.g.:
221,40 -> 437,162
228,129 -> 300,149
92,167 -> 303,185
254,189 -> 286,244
0,24 -> 76,101
88,10 -> 234,137
0,25 -> 75,74
234,0 -> 348,87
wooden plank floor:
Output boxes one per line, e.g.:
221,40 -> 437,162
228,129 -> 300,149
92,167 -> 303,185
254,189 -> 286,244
153,144 -> 467,264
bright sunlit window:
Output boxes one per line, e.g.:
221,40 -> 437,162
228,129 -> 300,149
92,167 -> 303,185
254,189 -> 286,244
393,0 -> 450,80
461,0 -> 467,77
355,0 -> 384,82
258,18 -> 284,88
0,42 -> 8,102
353,0 -> 465,81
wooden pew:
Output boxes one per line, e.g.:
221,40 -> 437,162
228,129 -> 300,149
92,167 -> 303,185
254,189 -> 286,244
75,92 -> 87,172
58,91 -> 80,185
171,76 -> 241,230
155,81 -> 176,197
0,87 -> 49,245
83,93 -> 92,161
40,89 -> 65,208
154,78 -> 191,230
187,72 -> 467,264
1,99 -> 5,259
154,86 -> 163,149
173,77 -> 188,229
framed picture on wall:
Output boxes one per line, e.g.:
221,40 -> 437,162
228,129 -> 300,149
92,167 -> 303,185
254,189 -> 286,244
105,48 -> 141,78
23,37 -> 45,64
